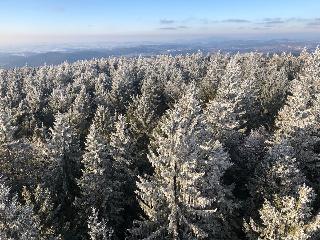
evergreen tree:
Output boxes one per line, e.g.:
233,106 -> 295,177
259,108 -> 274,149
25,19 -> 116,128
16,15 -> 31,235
130,86 -> 233,239
245,184 -> 320,240
77,117 -> 123,238
0,102 -> 17,143
248,141 -> 306,215
87,208 -> 113,240
275,48 -> 320,188
22,185 -> 61,240
0,177 -> 41,240
126,76 -> 162,174
199,51 -> 227,102
204,54 -> 247,145
68,85 -> 92,139
109,114 -> 138,234
46,112 -> 82,237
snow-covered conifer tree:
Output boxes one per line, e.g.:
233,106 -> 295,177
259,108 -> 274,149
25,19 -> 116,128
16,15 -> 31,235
245,184 -> 320,240
130,85 -> 233,239
274,48 -> 320,187
88,208 -> 113,240
126,76 -> 162,173
204,54 -> 247,145
77,116 -> 123,237
248,141 -> 306,216
0,177 -> 41,240
199,51 -> 227,102
22,185 -> 61,239
46,112 -> 82,237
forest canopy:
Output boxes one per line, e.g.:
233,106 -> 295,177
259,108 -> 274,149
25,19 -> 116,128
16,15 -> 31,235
1,49 -> 320,239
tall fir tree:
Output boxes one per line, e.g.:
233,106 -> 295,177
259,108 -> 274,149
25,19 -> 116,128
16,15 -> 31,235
275,48 -> 320,190
45,112 -> 82,238
245,184 -> 320,240
77,110 -> 123,238
130,85 -> 234,239
87,208 -> 113,240
0,177 -> 41,240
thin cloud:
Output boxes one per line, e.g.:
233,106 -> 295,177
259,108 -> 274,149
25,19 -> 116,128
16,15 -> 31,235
158,25 -> 188,30
252,27 -> 265,31
286,17 -> 308,22
252,26 -> 273,31
177,25 -> 188,29
259,18 -> 285,26
222,19 -> 251,23
160,19 -> 175,24
307,18 -> 320,26
158,27 -> 177,30
252,18 -> 287,29
157,16 -> 320,31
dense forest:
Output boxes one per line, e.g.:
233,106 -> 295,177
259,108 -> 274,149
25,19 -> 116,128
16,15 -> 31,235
1,49 -> 320,240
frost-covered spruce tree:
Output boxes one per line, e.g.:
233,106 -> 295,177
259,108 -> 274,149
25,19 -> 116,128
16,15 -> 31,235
94,73 -> 112,108
178,52 -> 207,83
235,127 -> 269,215
91,105 -> 115,138
48,83 -> 75,115
0,100 -> 17,143
87,208 -> 113,240
126,76 -> 162,174
0,177 -> 41,240
204,53 -> 247,146
24,74 -> 46,115
110,114 -> 133,174
77,110 -> 123,238
244,184 -> 320,240
241,53 -> 266,127
259,58 -> 289,127
247,141 -> 306,218
205,53 -> 264,142
130,85 -> 233,239
46,112 -> 82,237
163,67 -> 188,107
106,61 -> 141,114
274,48 -> 320,187
109,113 -> 138,234
199,51 -> 227,102
68,85 -> 92,138
22,185 -> 61,240
127,76 -> 161,138
0,100 -> 50,189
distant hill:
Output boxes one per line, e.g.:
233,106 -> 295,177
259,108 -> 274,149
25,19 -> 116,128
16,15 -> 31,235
0,39 -> 318,68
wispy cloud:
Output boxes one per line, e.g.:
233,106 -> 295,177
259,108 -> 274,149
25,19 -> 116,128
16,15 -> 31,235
256,17 -> 320,28
158,27 -> 177,30
307,18 -> 320,26
158,25 -> 188,30
263,18 -> 284,23
160,19 -> 175,24
222,19 -> 251,23
252,27 -> 267,31
286,17 -> 308,22
156,16 -> 320,32
257,18 -> 285,27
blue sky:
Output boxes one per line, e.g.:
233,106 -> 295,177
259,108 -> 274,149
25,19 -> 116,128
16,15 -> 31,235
1,0 -> 320,45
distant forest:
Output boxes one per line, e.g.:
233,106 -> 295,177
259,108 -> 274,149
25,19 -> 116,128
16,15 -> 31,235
1,50 -> 320,239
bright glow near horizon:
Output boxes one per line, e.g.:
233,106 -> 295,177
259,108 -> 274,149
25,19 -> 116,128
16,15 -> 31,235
1,0 -> 320,46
